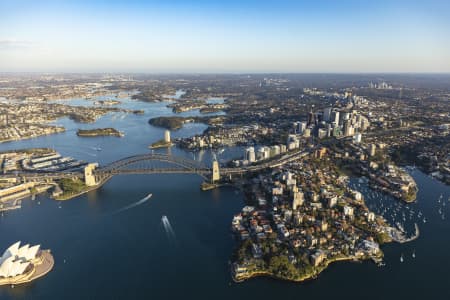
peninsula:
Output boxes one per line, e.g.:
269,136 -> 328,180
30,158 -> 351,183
231,153 -> 392,283
149,139 -> 173,149
0,241 -> 54,286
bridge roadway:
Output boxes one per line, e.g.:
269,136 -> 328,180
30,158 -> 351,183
95,149 -> 309,176
10,149 -> 310,180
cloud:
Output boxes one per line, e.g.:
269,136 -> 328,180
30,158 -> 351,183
0,39 -> 35,50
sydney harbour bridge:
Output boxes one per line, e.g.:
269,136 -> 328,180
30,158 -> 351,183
14,150 -> 309,188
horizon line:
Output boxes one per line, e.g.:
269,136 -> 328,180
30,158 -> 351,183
1,71 -> 450,75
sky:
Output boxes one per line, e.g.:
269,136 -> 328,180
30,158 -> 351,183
1,0 -> 450,73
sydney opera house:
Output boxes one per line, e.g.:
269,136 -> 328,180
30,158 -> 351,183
0,241 -> 54,286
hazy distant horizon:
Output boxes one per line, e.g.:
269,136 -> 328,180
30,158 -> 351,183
1,0 -> 449,73
1,71 -> 450,75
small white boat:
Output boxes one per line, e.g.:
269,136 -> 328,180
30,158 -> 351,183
400,254 -> 404,263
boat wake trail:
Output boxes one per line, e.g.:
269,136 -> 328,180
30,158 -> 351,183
162,215 -> 177,244
112,193 -> 152,215
83,152 -> 97,157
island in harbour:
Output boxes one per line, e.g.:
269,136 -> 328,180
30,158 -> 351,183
148,116 -> 225,130
132,109 -> 145,115
148,116 -> 186,130
93,99 -> 121,106
76,128 -> 124,137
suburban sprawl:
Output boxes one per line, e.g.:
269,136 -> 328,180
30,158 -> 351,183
0,73 -> 448,284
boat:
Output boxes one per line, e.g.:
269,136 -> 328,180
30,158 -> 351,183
412,250 -> 416,258
400,254 -> 404,263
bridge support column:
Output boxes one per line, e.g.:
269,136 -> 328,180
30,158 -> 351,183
212,160 -> 220,183
84,163 -> 99,186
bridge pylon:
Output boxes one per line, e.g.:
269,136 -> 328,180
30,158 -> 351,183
212,160 -> 220,183
84,163 -> 99,186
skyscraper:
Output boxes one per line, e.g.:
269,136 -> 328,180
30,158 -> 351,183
323,107 -> 332,122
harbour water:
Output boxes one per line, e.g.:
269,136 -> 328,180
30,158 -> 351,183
1,95 -> 450,299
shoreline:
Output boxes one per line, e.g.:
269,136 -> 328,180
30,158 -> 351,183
76,128 -> 124,138
0,129 -> 66,144
54,175 -> 113,201
232,255 -> 374,283
54,181 -> 107,201
149,141 -> 173,149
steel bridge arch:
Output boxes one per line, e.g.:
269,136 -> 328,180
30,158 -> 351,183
96,153 -> 210,177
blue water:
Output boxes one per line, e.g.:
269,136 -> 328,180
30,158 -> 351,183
0,95 -> 449,299
0,94 -> 226,165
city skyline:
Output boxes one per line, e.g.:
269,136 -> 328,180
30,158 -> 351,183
1,0 -> 450,73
